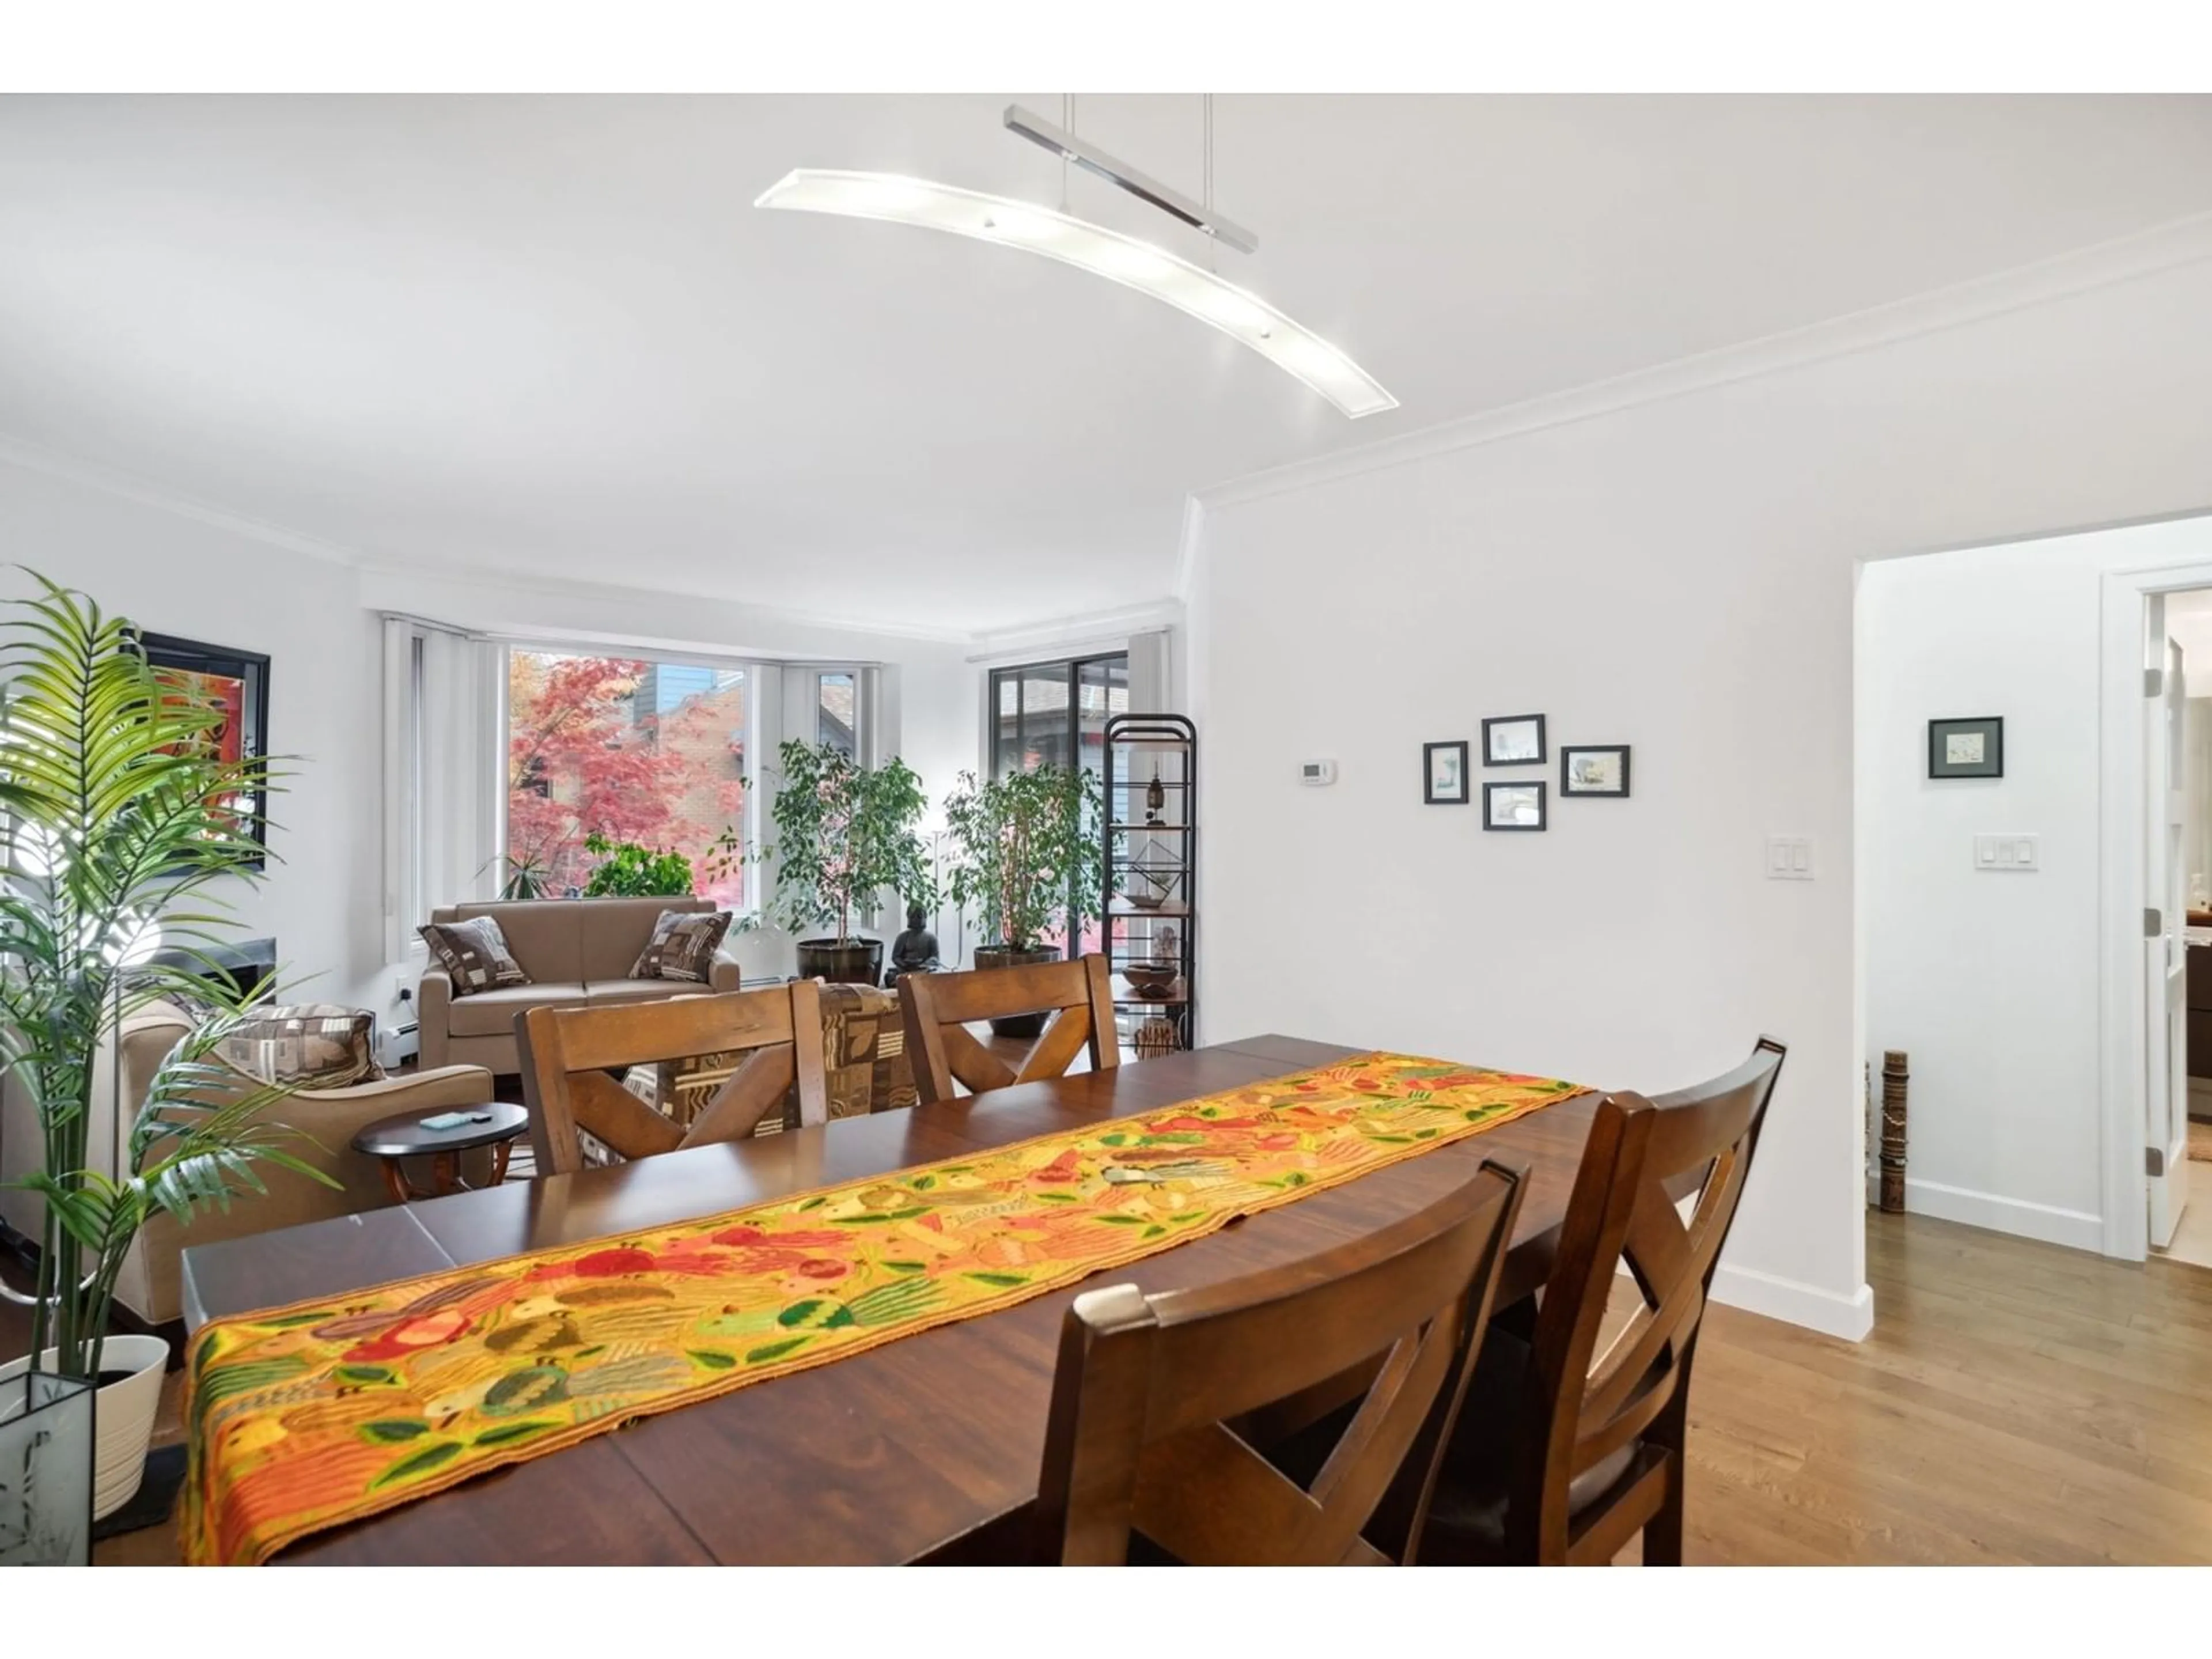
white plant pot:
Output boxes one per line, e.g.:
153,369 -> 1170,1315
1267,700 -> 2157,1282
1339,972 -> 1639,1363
0,1333 -> 170,1521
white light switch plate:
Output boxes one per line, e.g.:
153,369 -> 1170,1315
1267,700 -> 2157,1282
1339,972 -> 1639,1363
1973,834 -> 2040,872
1766,836 -> 1814,880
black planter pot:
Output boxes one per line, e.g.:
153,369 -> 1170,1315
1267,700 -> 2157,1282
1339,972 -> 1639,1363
797,937 -> 884,986
974,945 -> 1063,1037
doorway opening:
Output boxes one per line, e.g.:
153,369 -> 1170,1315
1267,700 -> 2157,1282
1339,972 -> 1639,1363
1856,514 -> 2212,1271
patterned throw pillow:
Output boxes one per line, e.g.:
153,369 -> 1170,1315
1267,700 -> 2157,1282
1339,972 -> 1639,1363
418,916 -> 530,997
819,983 -> 918,1117
628,909 -> 733,983
215,1003 -> 384,1090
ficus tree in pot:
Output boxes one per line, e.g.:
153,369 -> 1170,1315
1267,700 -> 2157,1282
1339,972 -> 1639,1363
938,765 -> 1105,1035
0,574 -> 334,1528
758,740 -> 934,984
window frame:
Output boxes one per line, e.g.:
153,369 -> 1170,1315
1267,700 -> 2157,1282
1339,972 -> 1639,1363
988,651 -> 1130,783
387,626 -> 886,962
986,650 -> 1130,960
498,641 -> 767,917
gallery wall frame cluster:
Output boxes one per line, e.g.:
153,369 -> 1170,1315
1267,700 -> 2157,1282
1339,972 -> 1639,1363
1423,713 -> 1630,831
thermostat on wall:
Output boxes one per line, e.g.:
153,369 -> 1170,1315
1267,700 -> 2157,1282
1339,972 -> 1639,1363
1300,759 -> 1338,786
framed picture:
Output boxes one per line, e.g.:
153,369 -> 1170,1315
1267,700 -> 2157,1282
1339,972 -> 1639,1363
1561,745 -> 1631,798
1482,713 -> 1547,767
1484,781 -> 1547,831
1423,740 -> 1469,804
134,631 -> 271,867
1928,716 -> 2002,780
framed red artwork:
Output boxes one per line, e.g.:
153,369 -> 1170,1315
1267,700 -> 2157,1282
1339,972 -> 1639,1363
135,631 -> 270,868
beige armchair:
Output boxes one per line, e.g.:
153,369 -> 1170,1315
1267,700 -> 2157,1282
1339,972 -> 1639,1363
419,896 -> 741,1077
0,1001 -> 495,1326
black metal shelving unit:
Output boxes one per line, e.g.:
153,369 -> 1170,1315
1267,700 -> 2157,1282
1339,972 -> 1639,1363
1102,713 -> 1195,1055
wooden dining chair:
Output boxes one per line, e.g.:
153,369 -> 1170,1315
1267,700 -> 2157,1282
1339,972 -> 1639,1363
517,982 -> 829,1177
1407,1036 -> 1786,1566
900,954 -> 1120,1105
1027,1158 -> 1526,1566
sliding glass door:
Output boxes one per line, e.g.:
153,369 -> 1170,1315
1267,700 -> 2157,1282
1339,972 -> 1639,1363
989,652 -> 1128,955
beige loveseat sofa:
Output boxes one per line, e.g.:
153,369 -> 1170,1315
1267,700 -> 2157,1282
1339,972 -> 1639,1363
0,1001 -> 495,1325
419,896 -> 741,1077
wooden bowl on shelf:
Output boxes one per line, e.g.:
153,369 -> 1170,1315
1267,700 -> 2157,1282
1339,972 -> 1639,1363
1122,960 -> 1179,999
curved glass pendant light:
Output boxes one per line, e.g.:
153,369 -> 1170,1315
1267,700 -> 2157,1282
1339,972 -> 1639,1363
756,169 -> 1397,419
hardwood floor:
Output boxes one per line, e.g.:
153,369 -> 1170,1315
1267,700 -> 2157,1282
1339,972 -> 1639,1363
14,1209 -> 2212,1565
1664,1210 -> 2212,1565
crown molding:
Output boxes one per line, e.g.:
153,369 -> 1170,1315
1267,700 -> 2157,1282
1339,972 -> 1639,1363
353,557 -> 976,649
17,207 -> 2209,653
1172,494 -> 1207,607
0,430 -> 975,648
0,431 -> 366,567
964,599 -> 1183,664
1195,209 -> 2212,514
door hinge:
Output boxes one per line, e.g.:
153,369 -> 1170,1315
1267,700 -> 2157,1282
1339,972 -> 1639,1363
2146,907 -> 2164,938
2149,666 -> 2166,697
2149,1145 -> 2167,1178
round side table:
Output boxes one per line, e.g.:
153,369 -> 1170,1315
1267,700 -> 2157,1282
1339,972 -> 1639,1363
351,1101 -> 530,1203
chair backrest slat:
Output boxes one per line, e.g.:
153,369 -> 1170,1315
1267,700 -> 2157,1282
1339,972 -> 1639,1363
518,982 -> 828,1175
1032,1159 -> 1525,1566
902,956 -> 1120,1104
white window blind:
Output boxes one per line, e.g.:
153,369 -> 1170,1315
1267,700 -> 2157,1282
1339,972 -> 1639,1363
381,615 -> 501,961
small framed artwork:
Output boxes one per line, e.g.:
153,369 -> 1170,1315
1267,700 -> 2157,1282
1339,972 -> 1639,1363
1484,780 -> 1547,831
1928,717 -> 2003,780
1423,740 -> 1470,804
1561,745 -> 1631,798
1482,713 -> 1547,767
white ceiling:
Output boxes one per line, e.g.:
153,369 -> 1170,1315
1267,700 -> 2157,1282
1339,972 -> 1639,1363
5,94 -> 2211,636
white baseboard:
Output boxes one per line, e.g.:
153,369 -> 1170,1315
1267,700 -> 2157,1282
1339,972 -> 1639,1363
1710,1263 -> 1874,1342
1865,1172 -> 2103,1253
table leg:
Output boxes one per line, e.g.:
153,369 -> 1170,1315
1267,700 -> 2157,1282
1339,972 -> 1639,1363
380,1158 -> 411,1206
433,1150 -> 458,1195
488,1139 -> 513,1187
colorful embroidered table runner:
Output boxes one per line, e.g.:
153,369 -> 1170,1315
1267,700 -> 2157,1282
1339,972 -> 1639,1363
182,1051 -> 1582,1565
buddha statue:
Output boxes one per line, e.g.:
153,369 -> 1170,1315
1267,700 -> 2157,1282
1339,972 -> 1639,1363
885,902 -> 941,987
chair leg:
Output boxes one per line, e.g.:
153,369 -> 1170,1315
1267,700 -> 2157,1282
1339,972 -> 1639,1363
1640,1387 -> 1691,1565
1643,1467 -> 1684,1566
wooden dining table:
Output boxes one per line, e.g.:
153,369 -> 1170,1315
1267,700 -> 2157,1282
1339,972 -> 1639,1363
181,1033 -> 1599,1565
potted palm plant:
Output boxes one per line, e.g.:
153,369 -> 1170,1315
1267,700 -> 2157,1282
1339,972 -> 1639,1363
0,574 -> 334,1533
759,740 -> 933,984
939,765 -> 1105,1037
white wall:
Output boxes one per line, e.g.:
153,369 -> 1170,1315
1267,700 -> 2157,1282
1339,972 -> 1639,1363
1861,518 -> 2212,1251
1,457 -> 388,1007
1188,252 -> 2212,1340
6,457 -> 982,1009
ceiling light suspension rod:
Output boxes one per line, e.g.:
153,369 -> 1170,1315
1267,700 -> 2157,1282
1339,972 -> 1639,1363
1003,101 -> 1257,256
1202,93 -> 1216,273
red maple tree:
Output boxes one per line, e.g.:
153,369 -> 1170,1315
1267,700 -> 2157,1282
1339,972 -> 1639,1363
506,654 -> 746,904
